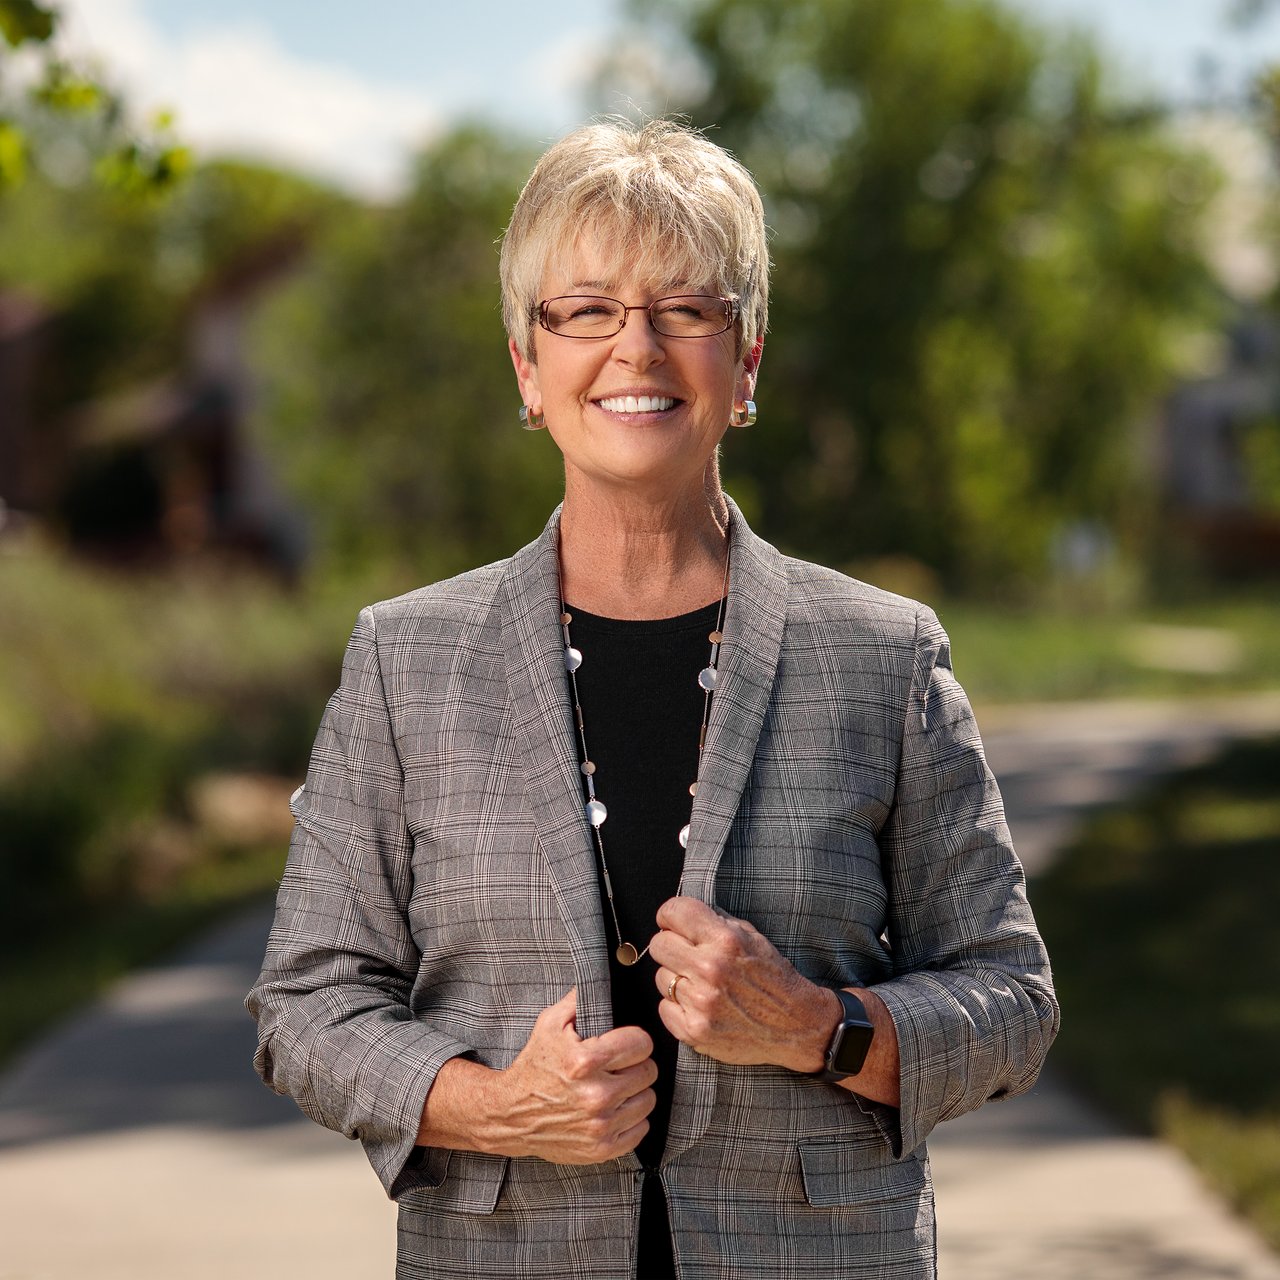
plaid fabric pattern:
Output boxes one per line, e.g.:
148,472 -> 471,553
247,500 -> 1058,1279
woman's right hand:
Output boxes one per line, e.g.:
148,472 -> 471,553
416,987 -> 657,1165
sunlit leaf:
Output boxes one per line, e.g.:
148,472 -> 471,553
0,0 -> 56,47
0,119 -> 26,186
32,62 -> 107,113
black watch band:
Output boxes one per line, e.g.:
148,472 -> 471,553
817,989 -> 875,1082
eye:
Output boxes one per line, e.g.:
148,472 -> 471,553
654,298 -> 705,319
566,298 -> 617,319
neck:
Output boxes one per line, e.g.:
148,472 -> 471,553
558,473 -> 730,620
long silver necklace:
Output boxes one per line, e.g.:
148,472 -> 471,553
559,535 -> 731,966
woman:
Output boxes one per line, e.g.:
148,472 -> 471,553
248,118 -> 1058,1279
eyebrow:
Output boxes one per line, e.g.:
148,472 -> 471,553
567,279 -> 696,294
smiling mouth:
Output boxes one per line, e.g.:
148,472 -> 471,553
596,395 -> 678,414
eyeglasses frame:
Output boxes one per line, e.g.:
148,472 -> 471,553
534,293 -> 740,340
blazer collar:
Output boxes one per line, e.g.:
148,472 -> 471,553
682,497 -> 788,897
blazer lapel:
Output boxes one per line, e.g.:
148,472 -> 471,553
680,497 -> 788,899
666,497 -> 790,1158
500,508 -> 613,1039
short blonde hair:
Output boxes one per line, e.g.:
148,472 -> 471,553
500,117 -> 769,362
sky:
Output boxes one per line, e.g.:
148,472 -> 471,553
48,0 -> 1280,197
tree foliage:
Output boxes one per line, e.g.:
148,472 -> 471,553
248,125 -> 566,580
0,0 -> 187,193
603,0 -> 1222,592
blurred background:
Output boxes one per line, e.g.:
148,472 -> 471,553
1,0 -> 1279,1275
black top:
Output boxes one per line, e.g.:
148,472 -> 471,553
564,598 -> 722,1169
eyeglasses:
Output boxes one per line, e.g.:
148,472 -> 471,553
536,294 -> 738,340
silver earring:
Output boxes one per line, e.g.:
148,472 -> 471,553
729,399 -> 757,428
519,405 -> 546,430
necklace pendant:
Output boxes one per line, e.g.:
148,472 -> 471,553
697,666 -> 718,691
678,823 -> 691,849
616,942 -> 640,966
586,799 -> 608,827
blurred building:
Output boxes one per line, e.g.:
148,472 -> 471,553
0,234 -> 307,575
1157,112 -> 1280,579
1160,305 -> 1280,576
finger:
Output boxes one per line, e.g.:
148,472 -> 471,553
587,1023 -> 655,1071
647,927 -> 699,974
611,1058 -> 659,1099
652,966 -> 686,1005
616,1084 -> 657,1126
656,994 -> 693,1045
610,1115 -> 651,1157
536,986 -> 580,1036
655,895 -> 737,944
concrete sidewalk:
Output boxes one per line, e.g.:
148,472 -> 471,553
0,904 -> 396,1280
1,694 -> 1278,1278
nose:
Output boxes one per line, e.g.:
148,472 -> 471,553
612,305 -> 665,368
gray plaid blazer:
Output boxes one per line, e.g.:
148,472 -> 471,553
248,500 -> 1058,1279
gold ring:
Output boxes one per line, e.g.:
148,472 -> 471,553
667,974 -> 684,1002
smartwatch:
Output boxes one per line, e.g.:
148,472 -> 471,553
817,989 -> 875,1082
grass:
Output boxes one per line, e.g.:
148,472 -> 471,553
941,595 -> 1280,704
1034,735 -> 1280,1249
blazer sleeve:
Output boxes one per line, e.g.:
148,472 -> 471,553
869,603 -> 1060,1157
245,607 -> 471,1199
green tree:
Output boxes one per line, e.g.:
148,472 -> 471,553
0,0 -> 186,192
605,0 -> 1221,594
249,124 -> 565,580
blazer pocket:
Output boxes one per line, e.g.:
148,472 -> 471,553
407,1147 -> 510,1215
797,1138 -> 926,1209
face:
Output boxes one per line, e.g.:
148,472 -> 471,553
509,240 -> 761,503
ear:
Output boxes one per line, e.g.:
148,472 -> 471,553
509,337 -> 541,412
739,334 -> 764,396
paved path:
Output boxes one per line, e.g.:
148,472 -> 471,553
1,694 -> 1278,1279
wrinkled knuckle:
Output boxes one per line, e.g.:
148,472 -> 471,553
685,1011 -> 712,1043
580,1082 -> 610,1115
563,1052 -> 594,1082
584,1115 -> 611,1145
700,988 -> 726,1018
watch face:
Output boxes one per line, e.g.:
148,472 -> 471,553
831,1021 -> 875,1075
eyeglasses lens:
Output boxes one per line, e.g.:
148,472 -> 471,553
541,296 -> 732,338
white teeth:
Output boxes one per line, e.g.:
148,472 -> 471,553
598,395 -> 675,414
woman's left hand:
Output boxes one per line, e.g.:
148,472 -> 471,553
649,896 -> 840,1074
